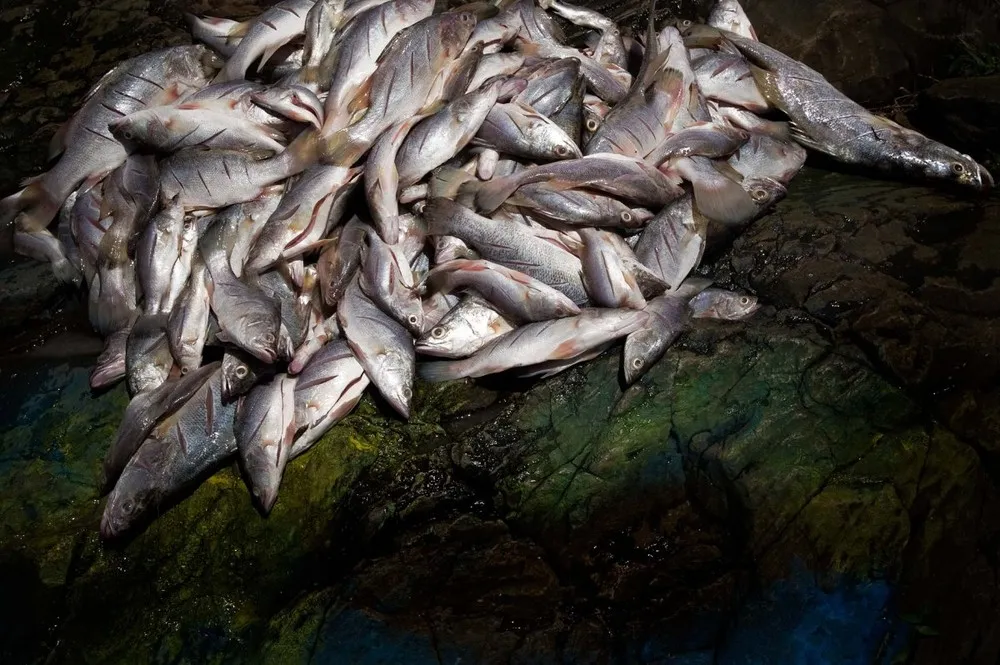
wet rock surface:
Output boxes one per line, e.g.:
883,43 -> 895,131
1,1 -> 999,664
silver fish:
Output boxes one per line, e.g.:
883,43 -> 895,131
166,253 -> 212,373
579,228 -> 647,309
337,277 -> 415,419
100,368 -> 236,539
425,258 -> 580,322
290,340 -> 369,458
221,348 -> 277,402
707,0 -> 758,41
508,184 -> 652,230
365,116 -> 428,244
136,197 -> 186,315
91,323 -> 134,390
251,85 -> 325,129
423,197 -> 588,305
317,216 -> 367,306
214,0 -> 316,83
360,231 -> 424,335
419,308 -> 649,381
689,288 -> 760,320
691,50 -> 768,112
236,374 -> 298,514
647,122 -> 749,165
727,131 -> 808,184
473,100 -> 581,162
185,14 -> 249,57
416,294 -> 514,358
634,195 -> 707,288
125,314 -> 175,396
110,105 -> 286,154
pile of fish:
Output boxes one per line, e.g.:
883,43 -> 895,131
1,0 -> 990,539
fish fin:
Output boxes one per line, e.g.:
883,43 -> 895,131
47,120 -> 73,161
346,78 -> 373,116
474,175 -> 521,213
687,164 -> 758,225
417,361 -> 460,383
675,276 -> 713,298
431,166 -> 479,201
257,43 -> 287,71
787,121 -> 821,152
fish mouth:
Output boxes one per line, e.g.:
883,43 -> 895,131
99,511 -> 120,541
978,164 -> 995,191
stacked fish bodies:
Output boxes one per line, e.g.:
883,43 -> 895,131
2,0 -> 990,538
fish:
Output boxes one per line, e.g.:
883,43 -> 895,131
622,278 -> 712,385
544,1 -> 627,69
338,277 -> 415,419
418,308 -> 649,381
236,374 -> 298,513
707,0 -> 758,40
186,14 -> 250,57
214,0 -> 316,83
579,228 -> 647,309
690,50 -> 769,112
109,104 -> 287,154
359,231 -> 424,335
689,288 -> 760,320
317,216 -> 367,306
1,46 -> 218,237
508,184 -> 653,229
728,34 -> 993,189
415,294 -> 514,358
135,196 -> 187,315
101,368 -> 237,539
365,116 -> 430,243
425,258 -> 581,322
646,122 -> 749,164
422,197 -> 588,305
251,85 -> 325,129
125,314 -> 175,396
101,362 -> 220,493
91,324 -> 133,389
166,254 -> 212,373
473,100 -> 582,161
634,195 -> 708,288
290,340 -> 370,458
200,217 -> 283,363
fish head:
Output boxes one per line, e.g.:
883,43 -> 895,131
692,289 -> 760,321
241,440 -> 284,514
236,303 -> 282,364
100,462 -> 156,539
913,143 -> 992,191
221,351 -> 264,401
108,112 -> 161,148
742,177 -> 787,215
372,350 -> 413,419
623,329 -> 662,386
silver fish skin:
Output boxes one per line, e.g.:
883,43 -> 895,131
320,0 -> 435,133
647,122 -> 749,164
423,197 -> 588,305
215,186 -> 285,278
246,163 -> 359,273
236,374 -> 298,514
102,153 -> 160,248
513,341 -> 611,380
549,70 -> 585,148
707,0 -> 758,40
290,340 -> 370,458
709,102 -> 790,140
727,131 -> 807,184
126,314 -> 175,396
514,31 -> 629,104
467,53 -> 526,92
729,34 -> 992,189
360,232 -> 424,335
396,83 -> 501,188
164,218 -> 200,316
110,105 -> 286,154
365,116 -> 428,243
56,192 -> 83,279
136,197 -> 186,315
434,235 -> 478,264
323,9 -> 478,161
476,148 -> 501,180
214,0 -> 316,83
337,277 -> 415,419
510,184 -> 652,230
317,216 -> 367,306
656,26 -> 709,130
251,85 -> 325,129
689,288 -> 760,320
1,45 -> 217,236
290,0 -> 348,89
597,230 -> 669,300
421,291 -> 461,333
623,278 -> 711,385
579,228 -> 647,309
419,308 -> 649,381
159,140 -> 315,212
475,153 -> 683,213
221,348 -> 278,402
426,258 -> 581,323
200,219 -> 283,363
256,268 -> 312,353
541,0 -> 626,69
513,58 -> 580,116
691,50 -> 768,112
634,195 -> 707,288
14,229 -> 80,285
416,294 -> 514,358
91,322 -> 133,389
474,100 -> 581,162
671,156 -> 775,225
100,369 -> 236,540
67,179 -> 108,284
101,362 -> 219,494
185,14 -> 248,57
91,224 -> 139,337
180,81 -> 290,129
289,309 -> 339,374
167,254 -> 211,373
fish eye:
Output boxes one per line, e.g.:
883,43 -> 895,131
122,130 -> 134,140
620,211 -> 634,224
740,296 -> 751,306
402,386 -> 413,399
408,315 -> 419,325
180,367 -> 190,376
122,499 -> 135,515
752,188 -> 768,201
680,19 -> 693,28
952,162 -> 966,174
632,358 -> 643,369
460,12 -> 473,23
235,365 -> 248,378
586,119 -> 600,132
431,326 -> 445,339
554,145 -> 568,156
262,332 -> 276,345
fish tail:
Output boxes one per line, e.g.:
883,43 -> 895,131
0,182 -> 60,255
473,176 -> 521,213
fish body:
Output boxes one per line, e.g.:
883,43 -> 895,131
214,0 -> 316,83
236,374 -> 298,513
291,340 -> 369,457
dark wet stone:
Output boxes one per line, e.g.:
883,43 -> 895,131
916,75 -> 1000,154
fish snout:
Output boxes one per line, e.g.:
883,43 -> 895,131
978,163 -> 995,191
